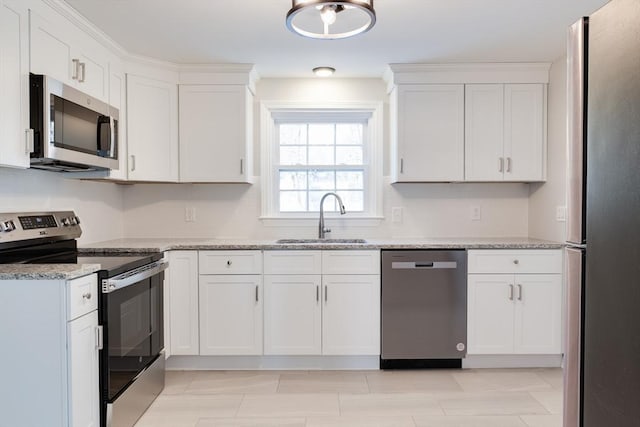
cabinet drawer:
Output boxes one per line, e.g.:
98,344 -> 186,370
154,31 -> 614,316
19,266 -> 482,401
199,251 -> 262,275
468,250 -> 562,274
68,274 -> 98,320
264,251 -> 322,275
322,250 -> 380,275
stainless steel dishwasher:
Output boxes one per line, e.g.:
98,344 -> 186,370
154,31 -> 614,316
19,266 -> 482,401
381,250 -> 467,369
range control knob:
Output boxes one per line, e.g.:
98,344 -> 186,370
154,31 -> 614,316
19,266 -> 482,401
61,218 -> 70,227
68,217 -> 77,225
0,220 -> 16,232
74,216 -> 81,225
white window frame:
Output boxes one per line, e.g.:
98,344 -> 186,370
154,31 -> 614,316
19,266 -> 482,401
260,101 -> 383,226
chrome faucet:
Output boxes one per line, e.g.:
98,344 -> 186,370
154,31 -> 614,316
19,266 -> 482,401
318,192 -> 346,239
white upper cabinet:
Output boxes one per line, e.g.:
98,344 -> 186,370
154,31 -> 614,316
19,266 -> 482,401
126,74 -> 179,182
391,84 -> 465,182
0,0 -> 30,168
30,9 -> 109,102
466,84 -> 546,181
179,85 -> 253,183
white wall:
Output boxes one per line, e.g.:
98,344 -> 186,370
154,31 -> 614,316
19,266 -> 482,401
0,167 -> 124,244
122,78 -> 531,240
529,56 -> 567,241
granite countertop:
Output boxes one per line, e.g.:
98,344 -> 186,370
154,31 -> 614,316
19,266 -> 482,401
78,237 -> 564,253
0,263 -> 101,281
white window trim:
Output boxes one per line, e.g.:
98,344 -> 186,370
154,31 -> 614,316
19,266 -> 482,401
260,101 -> 384,226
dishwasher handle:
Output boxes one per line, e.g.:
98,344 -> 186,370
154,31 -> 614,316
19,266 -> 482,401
391,261 -> 458,270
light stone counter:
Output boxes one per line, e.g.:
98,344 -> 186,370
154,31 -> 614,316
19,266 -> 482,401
0,263 -> 101,280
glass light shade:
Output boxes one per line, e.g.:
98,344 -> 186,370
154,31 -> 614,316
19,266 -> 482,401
286,0 -> 376,40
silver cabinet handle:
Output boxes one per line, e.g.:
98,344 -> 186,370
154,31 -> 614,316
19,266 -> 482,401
517,284 -> 523,301
226,260 -> 232,267
324,285 -> 328,303
255,285 -> 259,302
508,284 -> 514,301
79,62 -> 86,83
72,59 -> 80,80
25,129 -> 34,154
316,285 -> 319,303
499,157 -> 504,172
82,292 -> 92,300
513,259 -> 519,265
130,155 -> 136,172
400,158 -> 404,174
96,325 -> 103,350
506,157 -> 512,173
240,158 -> 244,175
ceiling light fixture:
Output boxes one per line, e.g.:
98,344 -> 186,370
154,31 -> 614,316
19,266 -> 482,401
313,67 -> 336,77
286,0 -> 376,40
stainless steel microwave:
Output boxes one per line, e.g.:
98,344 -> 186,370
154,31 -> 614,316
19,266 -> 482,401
29,74 -> 119,172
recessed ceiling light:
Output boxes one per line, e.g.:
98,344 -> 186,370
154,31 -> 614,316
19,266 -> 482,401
313,67 -> 336,77
286,0 -> 376,40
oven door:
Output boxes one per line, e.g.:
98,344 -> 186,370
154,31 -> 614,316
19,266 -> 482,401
101,261 -> 166,402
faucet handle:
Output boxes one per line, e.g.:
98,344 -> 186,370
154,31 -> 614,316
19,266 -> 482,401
323,227 -> 331,234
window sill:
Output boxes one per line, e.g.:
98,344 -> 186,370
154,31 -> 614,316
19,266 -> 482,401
259,216 -> 384,228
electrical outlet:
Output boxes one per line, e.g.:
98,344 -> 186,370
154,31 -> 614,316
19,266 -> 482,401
471,206 -> 482,221
185,207 -> 196,222
556,206 -> 567,222
391,207 -> 403,224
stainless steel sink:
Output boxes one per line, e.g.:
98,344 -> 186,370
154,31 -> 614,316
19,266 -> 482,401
276,238 -> 367,244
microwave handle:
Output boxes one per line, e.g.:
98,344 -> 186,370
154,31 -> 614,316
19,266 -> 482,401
109,117 -> 116,158
97,115 -> 114,157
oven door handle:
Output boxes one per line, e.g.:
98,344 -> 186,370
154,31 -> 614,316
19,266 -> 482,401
101,260 -> 168,293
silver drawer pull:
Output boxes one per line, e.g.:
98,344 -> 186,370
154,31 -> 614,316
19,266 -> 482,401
82,292 -> 92,300
226,260 -> 232,267
513,259 -> 520,265
508,284 -> 514,301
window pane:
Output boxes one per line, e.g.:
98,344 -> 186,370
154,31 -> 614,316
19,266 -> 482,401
336,171 -> 364,190
336,124 -> 363,145
280,191 -> 307,212
280,146 -> 307,165
308,124 -> 334,145
309,191 -> 337,212
337,190 -> 364,212
280,124 -> 307,145
309,170 -> 335,190
309,146 -> 335,165
280,171 -> 307,190
336,146 -> 363,165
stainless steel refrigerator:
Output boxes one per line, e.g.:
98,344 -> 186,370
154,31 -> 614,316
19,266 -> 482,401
565,1 -> 640,426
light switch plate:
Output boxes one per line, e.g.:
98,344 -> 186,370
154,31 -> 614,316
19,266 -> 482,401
185,207 -> 196,222
391,207 -> 403,224
471,206 -> 481,221
556,206 -> 567,222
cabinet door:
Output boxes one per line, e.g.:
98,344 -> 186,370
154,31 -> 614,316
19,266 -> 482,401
263,275 -> 322,355
179,85 -> 252,183
322,275 -> 380,355
514,274 -> 562,354
504,84 -> 545,181
167,251 -> 199,355
0,0 -> 30,168
75,49 -> 108,101
464,84 -> 505,181
106,61 -> 128,180
199,275 -> 262,355
127,75 -> 179,182
394,84 -> 464,182
68,311 -> 99,427
467,274 -> 515,354
29,10 -> 74,84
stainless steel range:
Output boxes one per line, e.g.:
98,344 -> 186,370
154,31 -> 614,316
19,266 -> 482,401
0,211 -> 166,427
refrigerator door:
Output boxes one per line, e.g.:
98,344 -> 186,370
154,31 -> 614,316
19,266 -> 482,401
584,0 -> 640,425
566,17 -> 588,246
563,247 -> 584,427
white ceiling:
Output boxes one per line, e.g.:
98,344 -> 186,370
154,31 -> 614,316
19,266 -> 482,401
64,0 -> 609,78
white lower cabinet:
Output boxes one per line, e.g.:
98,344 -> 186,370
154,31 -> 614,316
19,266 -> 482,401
200,275 -> 263,355
167,251 -> 199,355
467,249 -> 562,355
263,274 -> 322,355
69,310 -> 100,427
322,274 -> 380,355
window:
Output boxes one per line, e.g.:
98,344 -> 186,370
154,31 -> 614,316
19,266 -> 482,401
261,103 -> 382,222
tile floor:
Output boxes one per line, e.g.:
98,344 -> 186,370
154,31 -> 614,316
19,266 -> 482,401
135,368 -> 563,427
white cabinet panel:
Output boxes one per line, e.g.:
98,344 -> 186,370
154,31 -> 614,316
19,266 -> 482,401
199,251 -> 262,275
467,274 -> 515,354
68,274 -> 98,320
199,275 -> 262,355
263,274 -> 322,355
514,274 -> 562,354
468,250 -> 563,274
0,0 -> 29,168
126,75 -> 179,182
263,251 -> 322,275
322,275 -> 380,355
464,84 -> 504,181
106,62 -> 128,180
322,250 -> 380,275
392,84 -> 464,182
68,311 -> 100,427
179,85 -> 253,183
167,251 -> 199,355
504,84 -> 545,181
